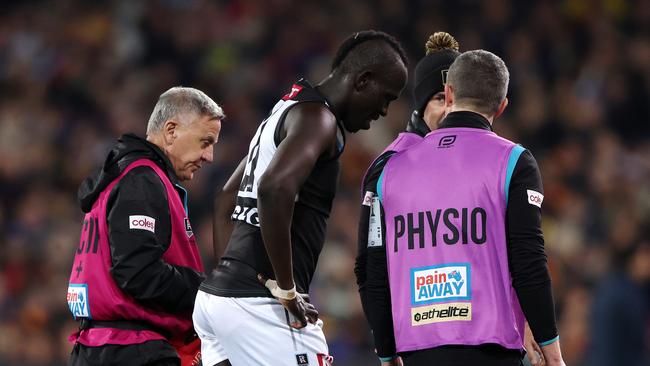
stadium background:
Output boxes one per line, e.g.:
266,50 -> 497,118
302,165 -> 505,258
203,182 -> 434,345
0,0 -> 648,365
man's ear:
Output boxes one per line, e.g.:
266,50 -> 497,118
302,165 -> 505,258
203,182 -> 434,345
162,119 -> 179,145
444,84 -> 454,108
353,70 -> 372,92
494,97 -> 508,119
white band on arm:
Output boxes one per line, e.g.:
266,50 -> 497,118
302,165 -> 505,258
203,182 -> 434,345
264,279 -> 297,300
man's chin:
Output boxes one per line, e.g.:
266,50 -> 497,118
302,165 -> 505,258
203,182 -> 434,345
354,120 -> 371,132
179,170 -> 195,182
345,121 -> 370,133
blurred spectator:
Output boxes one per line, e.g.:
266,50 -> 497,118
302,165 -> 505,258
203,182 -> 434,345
587,242 -> 650,366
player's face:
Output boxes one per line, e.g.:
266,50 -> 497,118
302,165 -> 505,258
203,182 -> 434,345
346,63 -> 407,132
423,92 -> 448,129
165,114 -> 221,181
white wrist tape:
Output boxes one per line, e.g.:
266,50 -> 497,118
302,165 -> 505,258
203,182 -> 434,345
264,279 -> 297,300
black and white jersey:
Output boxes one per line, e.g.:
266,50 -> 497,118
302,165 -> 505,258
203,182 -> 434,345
201,79 -> 345,297
231,79 -> 344,226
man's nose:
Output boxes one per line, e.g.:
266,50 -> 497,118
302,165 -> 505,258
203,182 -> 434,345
202,145 -> 214,163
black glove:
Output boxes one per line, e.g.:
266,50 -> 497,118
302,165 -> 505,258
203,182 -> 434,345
405,110 -> 431,137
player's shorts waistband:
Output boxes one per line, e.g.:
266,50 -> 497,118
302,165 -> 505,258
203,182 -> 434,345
199,259 -> 274,298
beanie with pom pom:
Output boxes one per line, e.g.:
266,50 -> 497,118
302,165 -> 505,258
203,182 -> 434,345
413,32 -> 461,113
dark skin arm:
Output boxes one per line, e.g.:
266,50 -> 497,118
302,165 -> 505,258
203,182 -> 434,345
257,102 -> 338,328
212,157 -> 246,264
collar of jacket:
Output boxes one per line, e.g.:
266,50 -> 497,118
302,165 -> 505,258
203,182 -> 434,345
438,111 -> 493,131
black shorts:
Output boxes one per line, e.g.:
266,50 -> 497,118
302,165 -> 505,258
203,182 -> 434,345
400,344 -> 524,366
69,340 -> 180,366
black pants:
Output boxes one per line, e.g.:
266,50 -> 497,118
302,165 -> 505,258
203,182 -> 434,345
69,340 -> 180,366
401,344 -> 524,366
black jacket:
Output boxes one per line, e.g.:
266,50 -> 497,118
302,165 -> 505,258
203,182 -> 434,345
78,134 -> 204,315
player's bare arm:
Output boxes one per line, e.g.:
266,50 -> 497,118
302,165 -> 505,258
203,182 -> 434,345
257,102 -> 338,327
212,157 -> 246,263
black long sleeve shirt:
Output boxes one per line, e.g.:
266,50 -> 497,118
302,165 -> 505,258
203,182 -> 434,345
355,112 -> 558,358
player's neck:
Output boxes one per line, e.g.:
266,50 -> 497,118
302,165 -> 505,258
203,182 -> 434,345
315,74 -> 346,117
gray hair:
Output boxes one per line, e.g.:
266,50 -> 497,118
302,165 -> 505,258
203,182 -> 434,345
446,50 -> 509,115
146,87 -> 225,135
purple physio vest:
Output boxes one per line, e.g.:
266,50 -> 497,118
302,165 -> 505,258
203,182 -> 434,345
67,159 -> 204,346
361,132 -> 422,192
381,128 -> 525,352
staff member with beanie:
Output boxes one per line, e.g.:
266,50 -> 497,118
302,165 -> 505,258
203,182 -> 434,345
355,31 -> 460,365
357,31 -> 460,294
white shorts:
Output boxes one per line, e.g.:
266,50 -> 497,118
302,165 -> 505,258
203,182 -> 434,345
193,290 -> 332,366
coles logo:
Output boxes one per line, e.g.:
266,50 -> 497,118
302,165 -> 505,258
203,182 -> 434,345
526,189 -> 544,208
129,215 -> 156,233
411,263 -> 471,305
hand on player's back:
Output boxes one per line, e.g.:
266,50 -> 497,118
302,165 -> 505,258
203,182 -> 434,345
258,274 -> 319,329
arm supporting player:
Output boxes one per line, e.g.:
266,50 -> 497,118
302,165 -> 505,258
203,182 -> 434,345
356,152 -> 398,359
257,102 -> 338,325
506,150 -> 559,344
108,167 -> 204,314
213,157 -> 246,263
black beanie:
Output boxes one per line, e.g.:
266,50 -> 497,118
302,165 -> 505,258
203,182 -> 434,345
413,49 -> 460,114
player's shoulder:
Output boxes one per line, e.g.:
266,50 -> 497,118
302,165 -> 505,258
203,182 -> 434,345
363,151 -> 397,189
513,148 -> 541,175
284,102 -> 338,138
114,165 -> 167,201
281,78 -> 326,103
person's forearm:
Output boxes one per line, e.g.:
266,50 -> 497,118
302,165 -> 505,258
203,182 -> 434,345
365,248 -> 397,358
257,184 -> 296,289
507,151 -> 558,342
213,189 -> 236,262
355,204 -> 371,288
111,255 -> 204,314
213,157 -> 246,263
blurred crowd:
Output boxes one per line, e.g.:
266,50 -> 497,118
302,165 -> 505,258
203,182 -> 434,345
0,0 -> 648,365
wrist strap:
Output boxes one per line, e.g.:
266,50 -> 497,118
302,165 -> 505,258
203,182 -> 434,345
273,284 -> 297,300
539,335 -> 560,346
379,355 -> 398,362
264,278 -> 297,300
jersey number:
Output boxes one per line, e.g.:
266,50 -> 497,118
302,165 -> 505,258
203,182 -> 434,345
239,120 -> 269,193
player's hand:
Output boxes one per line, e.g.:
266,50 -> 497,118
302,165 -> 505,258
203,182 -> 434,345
524,322 -> 545,366
258,274 -> 318,329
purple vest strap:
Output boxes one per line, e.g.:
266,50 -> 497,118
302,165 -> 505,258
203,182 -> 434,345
361,132 -> 422,195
